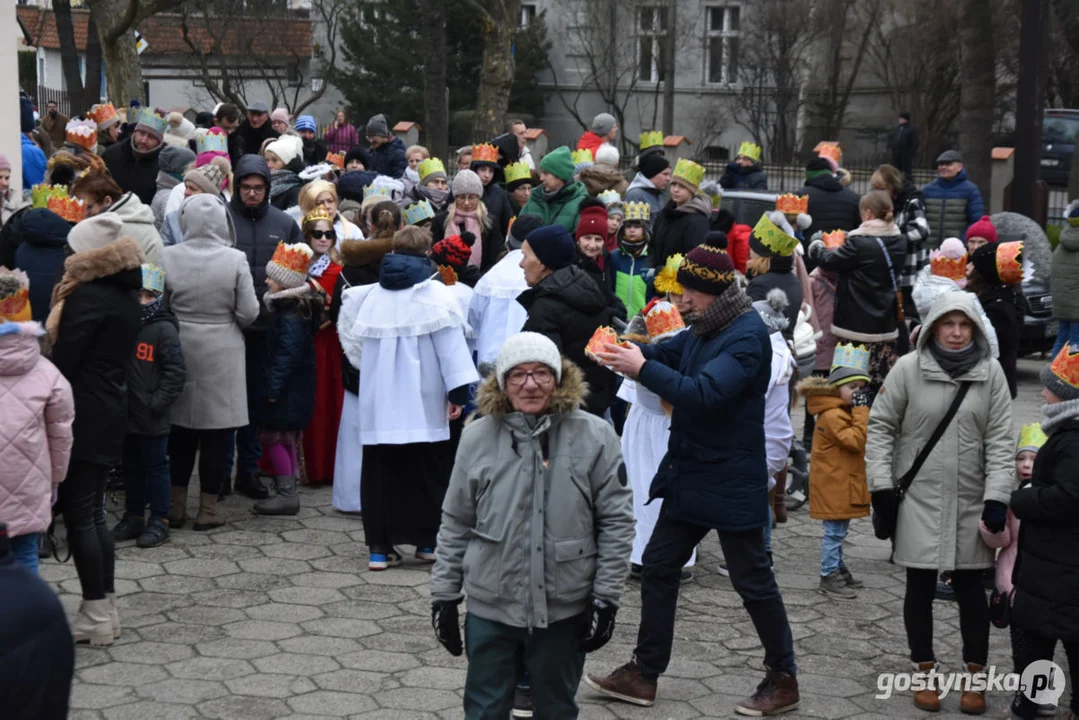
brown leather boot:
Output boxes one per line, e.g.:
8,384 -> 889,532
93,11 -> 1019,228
168,486 -> 188,529
192,492 -> 225,531
773,467 -> 788,523
959,663 -> 986,715
734,669 -> 799,716
584,660 -> 657,707
912,661 -> 941,712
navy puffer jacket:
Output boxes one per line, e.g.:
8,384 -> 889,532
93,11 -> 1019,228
14,209 -> 70,323
255,297 -> 318,431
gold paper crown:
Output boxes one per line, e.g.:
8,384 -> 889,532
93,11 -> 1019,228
1049,343 -> 1079,391
672,158 -> 705,189
47,195 -> 86,223
623,201 -> 651,222
0,268 -> 32,323
640,131 -> 664,150
32,183 -> 68,209
653,253 -> 685,295
269,241 -> 314,275
822,230 -> 847,249
775,194 -> 808,215
1017,423 -> 1048,454
504,161 -> 531,185
86,103 -> 120,129
930,250 -> 968,281
326,153 -> 344,170
571,149 -> 594,165
471,143 -> 499,164
752,212 -> 799,257
417,157 -> 446,181
996,241 -> 1025,285
737,141 -> 762,162
303,207 -> 334,227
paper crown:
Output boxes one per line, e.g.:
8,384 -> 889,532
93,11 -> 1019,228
598,189 -> 622,207
831,343 -> 871,375
32,183 -> 68,209
437,265 -> 458,286
0,268 -> 32,323
1049,343 -> 1079,391
364,184 -> 394,200
996,241 -> 1026,285
585,326 -> 620,361
87,103 -> 120,129
775,194 -> 808,215
930,248 -> 968,281
753,212 -> 799,257
643,298 -> 686,341
48,195 -> 86,223
66,118 -> 98,152
403,199 -> 435,226
640,130 -> 664,150
303,207 -> 334,227
141,263 -> 166,295
504,161 -> 531,185
737,141 -> 762,162
472,143 -> 500,164
815,141 -> 842,166
1017,423 -> 1048,454
325,152 -> 345,170
653,253 -> 685,295
672,158 -> 705,188
268,241 -> 314,276
197,128 -> 228,155
571,149 -> 594,165
623,201 -> 651,222
132,107 -> 168,134
417,157 -> 446,181
822,230 -> 847,249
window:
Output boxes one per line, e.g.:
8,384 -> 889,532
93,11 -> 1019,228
286,61 -> 302,87
520,3 -> 536,26
705,145 -> 730,162
705,5 -> 740,85
637,6 -> 668,83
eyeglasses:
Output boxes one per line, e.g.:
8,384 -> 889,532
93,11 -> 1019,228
309,230 -> 336,240
239,184 -> 267,194
506,368 -> 555,387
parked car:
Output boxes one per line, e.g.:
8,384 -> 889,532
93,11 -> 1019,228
716,189 -> 777,229
1040,110 -> 1079,186
992,212 -> 1056,356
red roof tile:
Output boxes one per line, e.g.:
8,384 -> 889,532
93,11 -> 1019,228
524,128 -> 548,140
393,121 -> 420,132
664,135 -> 690,146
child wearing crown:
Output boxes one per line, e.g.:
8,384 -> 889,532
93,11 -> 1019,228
610,200 -> 655,319
719,141 -> 768,190
797,343 -> 872,599
651,159 -> 712,268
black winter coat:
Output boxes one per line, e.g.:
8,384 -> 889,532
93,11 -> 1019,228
303,138 -> 329,167
483,181 -> 515,239
650,194 -> 713,268
330,236 -> 393,395
719,161 -> 768,190
799,175 -> 862,249
518,265 -> 615,416
103,138 -> 161,206
812,230 -> 907,342
52,267 -> 142,466
127,308 -> 186,436
234,120 -> 279,163
14,209 -> 69,323
366,137 -> 408,179
577,251 -> 627,322
430,211 -> 505,274
257,298 -> 318,431
978,284 -> 1020,399
746,255 -> 803,342
1011,417 -> 1079,642
0,206 -> 30,270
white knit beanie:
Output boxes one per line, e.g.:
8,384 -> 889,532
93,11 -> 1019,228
68,212 -> 124,254
495,332 -> 563,389
596,143 -> 619,166
265,135 -> 304,167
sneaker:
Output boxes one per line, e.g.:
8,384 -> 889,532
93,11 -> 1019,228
584,660 -> 657,707
734,669 -> 799,716
629,563 -> 642,580
718,562 -> 730,577
511,686 -> 534,718
135,518 -> 170,548
819,571 -> 858,599
785,488 -> 807,511
111,514 -> 145,542
839,566 -> 864,589
368,549 -> 403,571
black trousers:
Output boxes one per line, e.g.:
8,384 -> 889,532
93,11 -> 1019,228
1010,626 -> 1079,716
169,426 -> 232,495
903,568 -> 989,665
634,504 -> 796,680
57,459 -> 114,600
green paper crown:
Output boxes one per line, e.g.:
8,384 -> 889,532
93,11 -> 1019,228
132,107 -> 168,134
1016,423 -> 1048,454
364,185 -> 393,200
672,158 -> 705,189
598,189 -> 621,206
752,212 -> 799,257
32,183 -> 68,209
141,263 -> 166,295
570,149 -> 594,165
504,161 -> 531,185
737,141 -> 762,162
640,131 -> 664,150
417,158 -> 446,181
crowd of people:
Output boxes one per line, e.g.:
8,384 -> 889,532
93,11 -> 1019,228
1,96 -> 1078,720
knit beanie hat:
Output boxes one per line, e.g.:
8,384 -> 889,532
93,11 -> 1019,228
540,146 -> 575,183
296,115 -> 316,133
829,343 -> 872,388
752,288 -> 790,334
576,201 -> 609,241
970,242 -> 1001,284
0,268 -> 32,323
640,153 -> 670,180
0,153 -> 9,173
166,112 -> 195,147
525,224 -> 577,270
595,143 -> 619,167
1042,343 -> 1079,401
344,147 -> 371,170
592,113 -> 616,136
431,232 -> 475,270
68,212 -> 124,254
495,331 -> 563,389
265,135 -> 303,167
452,169 -> 484,198
805,156 -> 834,181
366,113 -> 391,138
184,156 -> 230,196
159,145 -> 196,178
965,215 -> 998,245
677,242 -> 737,296
271,108 -> 289,124
265,241 -> 314,289
507,214 -> 543,251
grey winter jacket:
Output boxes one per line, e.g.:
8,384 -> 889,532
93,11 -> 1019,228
624,173 -> 665,223
431,360 -> 634,629
151,172 -> 180,230
1051,223 -> 1079,321
109,192 -> 165,266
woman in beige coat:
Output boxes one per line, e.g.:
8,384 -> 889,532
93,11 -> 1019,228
162,194 -> 259,530
866,291 -> 1013,714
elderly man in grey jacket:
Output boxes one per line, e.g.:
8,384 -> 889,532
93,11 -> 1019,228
431,332 -> 634,720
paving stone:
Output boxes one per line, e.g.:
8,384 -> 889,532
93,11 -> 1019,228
80,661 -> 170,686
336,649 -> 422,672
245,602 -> 325,623
108,641 -> 194,665
213,572 -> 293,592
300,616 -> 381,638
261,542 -> 334,560
225,673 -> 306,699
136,621 -> 225,644
165,655 -> 256,680
398,666 -> 467,690
69,683 -> 137,710
291,571 -> 364,589
277,634 -> 362,656
238,557 -> 315,575
136,677 -> 229,704
298,515 -> 364,533
193,588 -> 269,608
103,701 -> 202,720
211,530 -> 284,546
188,543 -> 261,561
138,575 -> 217,595
287,690 -> 377,715
280,528 -> 353,546
197,694 -> 292,719
311,668 -> 391,692
225,619 -> 304,641
114,561 -> 167,580
267,585 -> 345,605
253,652 -> 341,675
163,558 -> 241,578
167,604 -> 248,626
195,638 -> 279,660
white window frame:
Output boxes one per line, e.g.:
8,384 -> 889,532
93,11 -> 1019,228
704,5 -> 740,86
637,5 -> 668,84
520,3 -> 537,26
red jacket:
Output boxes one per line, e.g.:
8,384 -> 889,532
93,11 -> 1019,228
576,131 -> 605,157
727,222 -> 751,275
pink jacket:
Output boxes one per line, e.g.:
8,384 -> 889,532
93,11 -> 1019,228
979,509 -> 1020,597
0,323 -> 74,538
811,267 -> 838,371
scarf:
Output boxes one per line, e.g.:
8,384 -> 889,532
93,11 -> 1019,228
618,236 -> 647,256
450,210 -> 483,268
269,169 -> 303,200
422,186 -> 450,211
131,138 -> 161,161
263,283 -> 314,310
45,238 -> 143,342
929,339 -> 981,378
1041,398 -> 1079,434
46,274 -> 81,342
692,283 -> 755,339
141,296 -> 163,323
308,253 -> 332,278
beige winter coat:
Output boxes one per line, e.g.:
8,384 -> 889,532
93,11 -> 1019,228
866,291 -> 1013,571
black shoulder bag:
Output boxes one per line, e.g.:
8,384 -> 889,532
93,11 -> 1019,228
872,381 -> 972,540
873,236 -> 911,355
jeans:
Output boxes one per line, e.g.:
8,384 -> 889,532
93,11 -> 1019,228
123,433 -> 171,521
169,426 -> 231,495
904,568 -> 989,665
1010,629 -> 1079,717
463,613 -> 585,720
57,459 -> 115,600
1051,319 -> 1079,357
763,505 -> 773,554
10,533 -> 39,573
235,424 -> 262,477
636,504 -> 796,679
820,519 -> 850,576
235,331 -> 266,477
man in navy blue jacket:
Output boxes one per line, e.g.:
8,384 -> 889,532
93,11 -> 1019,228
921,150 -> 986,248
587,242 -> 799,716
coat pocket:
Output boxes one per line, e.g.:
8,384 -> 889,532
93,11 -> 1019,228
552,536 -> 597,603
462,527 -> 504,603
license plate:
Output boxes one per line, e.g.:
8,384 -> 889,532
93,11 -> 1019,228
1041,158 -> 1060,167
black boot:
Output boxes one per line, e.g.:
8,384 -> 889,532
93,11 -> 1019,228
233,470 -> 268,500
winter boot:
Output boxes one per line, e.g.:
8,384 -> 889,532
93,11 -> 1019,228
192,492 -> 225,531
912,661 -> 941,712
960,663 -> 987,715
72,599 -> 114,646
106,591 -> 121,639
169,486 -> 188,529
234,469 -> 269,500
253,476 -> 300,516
773,467 -> 788,523
585,660 -> 657,707
733,668 -> 800,716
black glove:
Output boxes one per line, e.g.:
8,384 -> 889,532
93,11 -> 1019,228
431,599 -> 463,656
851,390 -> 871,408
982,500 -> 1008,534
871,490 -> 897,515
808,239 -> 826,261
578,597 -> 618,653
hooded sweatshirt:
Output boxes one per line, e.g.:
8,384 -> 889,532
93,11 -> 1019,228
109,192 -> 165,265
624,173 -> 665,221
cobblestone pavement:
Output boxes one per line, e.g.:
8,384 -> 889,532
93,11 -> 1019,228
53,360 -> 1072,719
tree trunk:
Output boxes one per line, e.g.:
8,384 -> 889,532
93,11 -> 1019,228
87,0 -> 147,107
54,0 -> 86,111
957,0 -> 995,201
419,1 -> 449,160
661,0 -> 676,135
470,0 -> 520,142
84,10 -> 103,110
1014,0 -> 1050,218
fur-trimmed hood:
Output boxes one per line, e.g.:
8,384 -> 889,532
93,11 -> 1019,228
339,235 -> 394,268
797,375 -> 847,416
63,237 -> 144,282
474,357 -> 588,417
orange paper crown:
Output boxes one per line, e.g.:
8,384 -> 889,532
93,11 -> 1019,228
47,195 -> 86,223
326,152 -> 345,170
86,103 -> 120,128
930,253 -> 968,281
585,326 -> 620,361
996,241 -> 1024,285
822,230 -> 847,249
471,143 -> 499,164
65,119 -> 98,152
775,194 -> 809,215
816,142 -> 842,165
438,265 -> 458,286
0,267 -> 31,323
1050,343 -> 1079,390
269,240 -> 313,275
643,298 -> 685,341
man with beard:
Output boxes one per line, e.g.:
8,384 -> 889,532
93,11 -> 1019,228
103,107 -> 167,205
40,101 -> 69,151
234,101 -> 280,162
